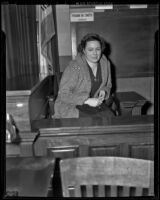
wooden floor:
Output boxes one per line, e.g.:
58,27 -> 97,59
6,157 -> 55,197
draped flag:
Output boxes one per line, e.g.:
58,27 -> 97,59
39,5 -> 55,80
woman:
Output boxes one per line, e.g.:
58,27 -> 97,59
53,33 -> 115,118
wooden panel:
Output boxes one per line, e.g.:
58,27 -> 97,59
6,144 -> 20,157
6,91 -> 31,131
33,115 -> 154,160
6,75 -> 56,132
47,145 -> 79,158
6,131 -> 38,157
47,145 -> 89,159
35,132 -> 153,158
89,145 -> 120,157
116,91 -> 147,116
6,75 -> 39,91
29,75 -> 55,126
19,131 -> 38,157
130,144 -> 154,160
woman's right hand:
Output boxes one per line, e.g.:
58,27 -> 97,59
84,98 -> 102,107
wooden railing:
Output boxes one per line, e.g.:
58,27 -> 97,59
33,115 -> 154,160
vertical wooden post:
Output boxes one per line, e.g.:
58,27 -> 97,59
71,23 -> 77,60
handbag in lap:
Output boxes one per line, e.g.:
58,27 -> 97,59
76,102 -> 108,115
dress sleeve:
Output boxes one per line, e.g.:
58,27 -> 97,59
57,64 -> 88,105
101,60 -> 112,99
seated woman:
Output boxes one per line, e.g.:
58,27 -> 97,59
53,33 -> 115,118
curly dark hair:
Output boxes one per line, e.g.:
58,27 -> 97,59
77,33 -> 106,54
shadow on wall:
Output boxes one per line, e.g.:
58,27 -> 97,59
142,101 -> 154,115
102,38 -> 155,116
103,39 -> 117,95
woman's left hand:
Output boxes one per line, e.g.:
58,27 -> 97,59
98,90 -> 105,101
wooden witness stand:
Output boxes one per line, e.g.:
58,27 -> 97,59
32,115 -> 154,160
6,75 -> 147,133
6,75 -> 153,160
6,75 -> 154,197
6,114 -> 154,160
6,114 -> 154,197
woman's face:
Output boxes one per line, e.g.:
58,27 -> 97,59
83,40 -> 102,64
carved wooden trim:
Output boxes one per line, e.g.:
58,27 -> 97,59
39,123 -> 153,137
6,90 -> 31,96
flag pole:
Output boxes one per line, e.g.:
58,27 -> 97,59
38,5 -> 42,80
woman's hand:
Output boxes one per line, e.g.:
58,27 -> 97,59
98,90 -> 105,101
84,98 -> 103,107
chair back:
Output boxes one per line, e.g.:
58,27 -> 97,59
60,156 -> 154,197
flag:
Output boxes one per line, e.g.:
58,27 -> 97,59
39,5 -> 55,80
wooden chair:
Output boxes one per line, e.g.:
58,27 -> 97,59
60,156 -> 154,197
